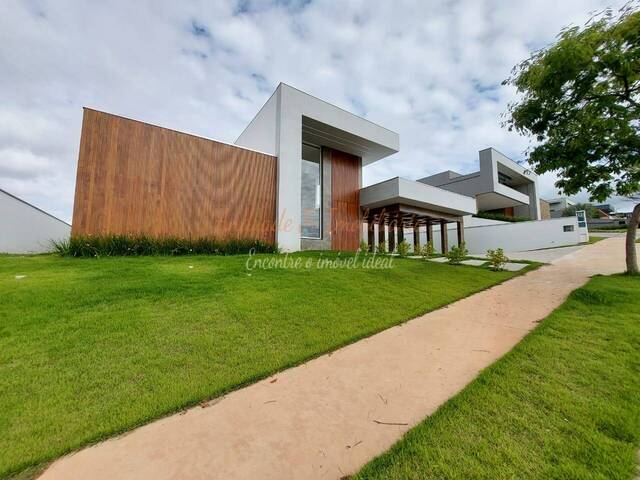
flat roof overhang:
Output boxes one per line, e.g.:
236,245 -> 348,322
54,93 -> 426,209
476,184 -> 530,211
302,116 -> 397,166
360,177 -> 477,221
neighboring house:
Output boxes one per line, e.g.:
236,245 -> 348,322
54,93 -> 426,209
547,197 -> 575,218
73,83 -> 475,253
0,189 -> 71,253
594,203 -> 615,215
418,148 -> 541,220
539,199 -> 551,220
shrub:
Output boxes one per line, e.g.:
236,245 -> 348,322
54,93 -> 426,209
420,240 -> 435,259
377,241 -> 388,254
590,224 -> 628,231
396,240 -> 410,257
359,240 -> 370,253
446,242 -> 468,265
51,235 -> 278,257
486,248 -> 509,271
474,212 -> 529,223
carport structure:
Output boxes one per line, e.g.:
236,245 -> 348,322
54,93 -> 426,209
360,178 -> 477,254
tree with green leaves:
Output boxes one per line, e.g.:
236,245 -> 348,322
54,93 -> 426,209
503,4 -> 640,274
561,202 -> 601,218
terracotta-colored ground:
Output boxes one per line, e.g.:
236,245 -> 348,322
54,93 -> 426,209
40,237 -> 631,480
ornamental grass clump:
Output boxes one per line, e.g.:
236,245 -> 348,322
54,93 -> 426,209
51,235 -> 278,257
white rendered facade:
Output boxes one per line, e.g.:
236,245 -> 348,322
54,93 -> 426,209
0,189 -> 71,253
236,83 -> 400,251
419,148 -> 541,220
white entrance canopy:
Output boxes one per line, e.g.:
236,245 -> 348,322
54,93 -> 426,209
360,177 -> 477,217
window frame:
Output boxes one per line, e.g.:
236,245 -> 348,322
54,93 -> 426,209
300,142 -> 323,240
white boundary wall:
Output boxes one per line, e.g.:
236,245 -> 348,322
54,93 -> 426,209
401,216 -> 582,254
459,216 -> 581,254
0,190 -> 71,253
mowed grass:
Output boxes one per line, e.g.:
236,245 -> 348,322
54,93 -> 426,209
0,252 -> 524,478
355,274 -> 640,480
587,235 -> 606,244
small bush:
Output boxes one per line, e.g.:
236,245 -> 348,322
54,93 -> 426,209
474,212 -> 529,223
420,240 -> 435,259
396,240 -> 410,257
486,248 -> 509,271
377,241 -> 388,254
590,224 -> 628,231
359,240 -> 370,253
51,235 -> 278,257
446,242 -> 468,265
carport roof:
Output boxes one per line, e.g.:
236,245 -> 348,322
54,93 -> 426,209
360,177 -> 477,220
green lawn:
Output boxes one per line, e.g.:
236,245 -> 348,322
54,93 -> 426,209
0,252 -> 526,479
355,274 -> 640,480
587,235 -> 606,244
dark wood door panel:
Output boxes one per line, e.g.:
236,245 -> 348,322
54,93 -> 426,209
330,148 -> 361,251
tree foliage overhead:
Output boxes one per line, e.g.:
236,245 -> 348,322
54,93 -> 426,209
503,4 -> 640,202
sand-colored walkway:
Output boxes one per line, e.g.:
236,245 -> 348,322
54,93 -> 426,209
40,237 -> 632,480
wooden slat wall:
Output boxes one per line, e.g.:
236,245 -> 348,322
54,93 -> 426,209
329,148 -> 361,251
72,109 -> 277,243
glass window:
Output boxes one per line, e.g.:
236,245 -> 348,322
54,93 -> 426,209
301,144 -> 321,238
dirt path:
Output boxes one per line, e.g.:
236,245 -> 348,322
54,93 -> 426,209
40,237 -> 631,480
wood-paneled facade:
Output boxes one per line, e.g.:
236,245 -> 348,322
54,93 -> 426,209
329,148 -> 361,251
72,109 -> 277,243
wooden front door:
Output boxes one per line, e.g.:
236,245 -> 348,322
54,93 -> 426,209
329,148 -> 361,251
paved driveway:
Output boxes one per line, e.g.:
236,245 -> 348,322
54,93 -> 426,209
505,244 -> 586,263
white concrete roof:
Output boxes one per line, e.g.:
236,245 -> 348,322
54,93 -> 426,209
360,177 -> 477,217
236,83 -> 400,165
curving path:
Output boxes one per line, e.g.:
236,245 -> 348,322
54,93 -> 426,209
40,237 -> 633,480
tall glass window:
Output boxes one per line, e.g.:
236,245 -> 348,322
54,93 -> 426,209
301,144 -> 321,238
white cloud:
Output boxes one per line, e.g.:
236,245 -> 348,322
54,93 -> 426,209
0,0 -> 632,221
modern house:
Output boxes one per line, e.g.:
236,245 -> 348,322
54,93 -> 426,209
547,197 -> 575,218
0,188 -> 71,253
71,82 -> 585,254
418,148 -> 541,220
72,83 -> 476,253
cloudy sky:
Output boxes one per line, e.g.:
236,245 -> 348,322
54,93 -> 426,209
1,0 -> 635,222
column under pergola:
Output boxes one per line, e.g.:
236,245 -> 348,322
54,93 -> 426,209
362,204 -> 464,254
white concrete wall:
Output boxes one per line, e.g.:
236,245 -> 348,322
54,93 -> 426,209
235,89 -> 279,156
400,216 -> 581,254
463,217 -> 579,254
448,217 -> 579,254
0,190 -> 71,253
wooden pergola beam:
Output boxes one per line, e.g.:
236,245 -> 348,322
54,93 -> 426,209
440,219 -> 448,254
457,218 -> 464,246
413,214 -> 420,252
